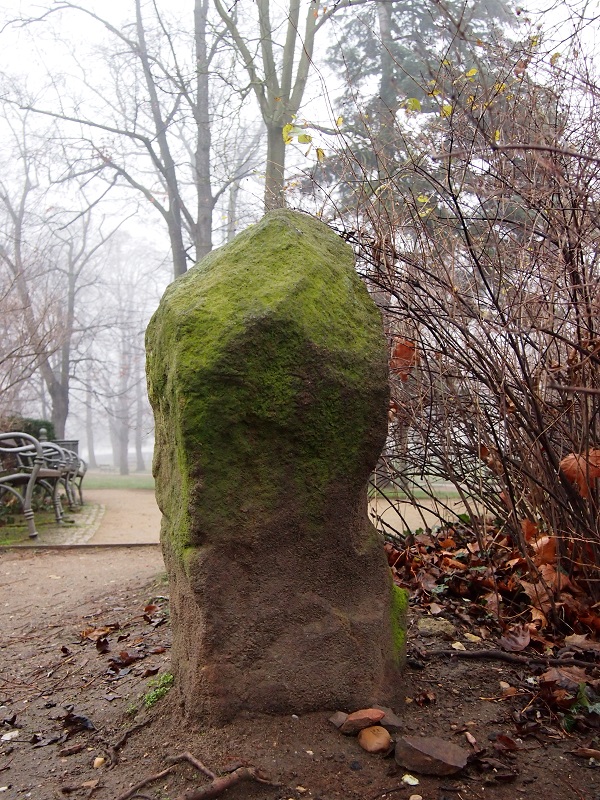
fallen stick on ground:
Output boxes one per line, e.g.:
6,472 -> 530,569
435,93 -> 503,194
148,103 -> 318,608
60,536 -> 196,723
166,751 -> 280,800
113,751 -> 280,800
427,648 -> 595,668
114,766 -> 176,800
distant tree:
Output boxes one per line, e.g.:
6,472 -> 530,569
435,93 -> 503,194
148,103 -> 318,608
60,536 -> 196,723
213,0 -> 366,209
0,108 -> 120,436
8,0 -> 261,278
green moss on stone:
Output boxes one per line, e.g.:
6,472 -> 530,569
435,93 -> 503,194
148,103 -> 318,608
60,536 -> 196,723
146,209 -> 389,560
390,583 -> 409,665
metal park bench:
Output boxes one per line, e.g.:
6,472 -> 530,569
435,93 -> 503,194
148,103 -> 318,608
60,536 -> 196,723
0,432 -> 87,539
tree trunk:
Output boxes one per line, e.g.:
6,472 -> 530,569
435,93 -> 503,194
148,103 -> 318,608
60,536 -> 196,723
85,383 -> 98,469
134,377 -> 146,472
194,0 -> 214,263
227,181 -> 241,241
265,124 -> 286,210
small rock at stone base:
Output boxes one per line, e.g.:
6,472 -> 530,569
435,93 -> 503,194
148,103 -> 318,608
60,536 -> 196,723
358,725 -> 392,753
329,711 -> 349,729
340,708 -> 386,735
373,705 -> 403,734
417,618 -> 456,639
395,735 -> 468,776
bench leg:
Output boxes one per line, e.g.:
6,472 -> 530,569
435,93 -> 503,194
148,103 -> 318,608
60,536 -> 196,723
24,507 -> 38,538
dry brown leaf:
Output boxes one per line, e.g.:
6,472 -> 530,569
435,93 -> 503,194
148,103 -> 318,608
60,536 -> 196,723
499,624 -> 530,652
559,449 -> 600,498
565,634 -> 600,653
390,338 -> 419,381
540,665 -> 593,691
531,535 -> 556,565
520,519 -> 539,541
529,607 -> 548,629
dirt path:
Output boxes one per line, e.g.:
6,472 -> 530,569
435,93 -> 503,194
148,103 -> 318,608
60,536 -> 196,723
84,489 -> 161,545
0,493 -> 595,800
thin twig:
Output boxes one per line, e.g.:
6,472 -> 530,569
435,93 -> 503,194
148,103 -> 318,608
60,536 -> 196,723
114,766 -> 176,800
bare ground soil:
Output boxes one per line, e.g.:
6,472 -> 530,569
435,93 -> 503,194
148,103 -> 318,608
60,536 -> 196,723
1,522 -> 599,800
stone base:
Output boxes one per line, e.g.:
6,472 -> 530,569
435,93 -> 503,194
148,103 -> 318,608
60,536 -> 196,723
163,501 -> 405,723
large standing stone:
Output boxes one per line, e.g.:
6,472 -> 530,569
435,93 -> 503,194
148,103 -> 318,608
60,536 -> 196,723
146,209 -> 406,723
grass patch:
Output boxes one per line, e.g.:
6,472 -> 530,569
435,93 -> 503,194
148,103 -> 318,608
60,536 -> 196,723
84,472 -> 155,490
0,509 -> 60,545
143,672 -> 174,708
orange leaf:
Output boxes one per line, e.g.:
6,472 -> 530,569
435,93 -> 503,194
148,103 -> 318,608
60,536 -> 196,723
531,535 -> 556,565
390,338 -> 418,381
559,449 -> 600,498
520,519 -> 539,541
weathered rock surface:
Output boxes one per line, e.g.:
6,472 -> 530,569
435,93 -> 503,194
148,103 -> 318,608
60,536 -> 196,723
339,708 -> 386,735
146,209 -> 407,723
395,736 -> 469,776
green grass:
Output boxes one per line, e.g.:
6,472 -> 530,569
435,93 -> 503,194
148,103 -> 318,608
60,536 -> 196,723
0,509 -> 61,545
83,472 -> 155,490
368,486 -> 461,501
143,673 -> 174,708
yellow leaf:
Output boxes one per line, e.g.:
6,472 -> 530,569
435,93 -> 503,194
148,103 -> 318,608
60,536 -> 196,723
416,194 -> 429,203
282,123 -> 294,144
316,147 -> 325,163
336,115 -> 343,127
494,129 -> 501,143
550,52 -> 561,66
441,104 -> 453,118
405,97 -> 422,112
297,133 -> 312,144
465,68 -> 478,77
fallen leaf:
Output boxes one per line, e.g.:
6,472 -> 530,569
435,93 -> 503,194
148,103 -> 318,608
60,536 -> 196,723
414,690 -> 436,706
531,535 -> 556,565
565,634 -> 600,653
451,641 -> 467,651
494,734 -> 519,751
521,519 -> 539,541
499,624 -> 530,652
540,665 -> 594,691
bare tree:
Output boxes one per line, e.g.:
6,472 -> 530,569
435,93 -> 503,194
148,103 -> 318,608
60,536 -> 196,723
7,0 -> 261,278
213,0 -> 364,209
